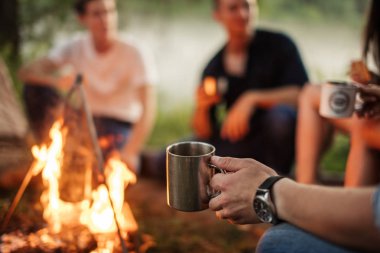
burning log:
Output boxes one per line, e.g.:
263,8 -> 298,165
0,228 -> 157,253
0,226 -> 97,253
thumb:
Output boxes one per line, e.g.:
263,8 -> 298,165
211,156 -> 246,173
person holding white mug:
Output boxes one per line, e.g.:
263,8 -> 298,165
295,0 -> 380,187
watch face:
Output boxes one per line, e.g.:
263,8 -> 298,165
253,198 -> 273,223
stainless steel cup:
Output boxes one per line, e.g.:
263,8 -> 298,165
166,141 -> 223,212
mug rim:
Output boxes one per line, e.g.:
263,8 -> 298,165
325,81 -> 357,89
166,141 -> 215,158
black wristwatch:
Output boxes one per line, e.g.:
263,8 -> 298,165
253,176 -> 284,224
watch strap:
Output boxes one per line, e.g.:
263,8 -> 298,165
257,176 -> 285,225
259,176 -> 284,190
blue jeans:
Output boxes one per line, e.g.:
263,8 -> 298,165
93,116 -> 132,159
205,105 -> 297,175
256,223 -> 360,253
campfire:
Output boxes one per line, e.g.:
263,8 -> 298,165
0,80 -> 155,253
0,118 -> 142,252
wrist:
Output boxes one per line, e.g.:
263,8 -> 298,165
246,91 -> 258,106
272,178 -> 297,222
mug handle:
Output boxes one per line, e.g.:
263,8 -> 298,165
207,163 -> 226,198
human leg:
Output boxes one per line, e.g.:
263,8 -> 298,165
93,117 -> 132,160
345,119 -> 380,186
256,223 -> 360,253
253,105 -> 298,175
208,105 -> 297,174
23,85 -> 62,143
296,85 -> 334,184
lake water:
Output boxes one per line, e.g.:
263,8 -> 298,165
47,15 -> 362,109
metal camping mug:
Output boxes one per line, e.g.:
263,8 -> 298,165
166,141 -> 225,212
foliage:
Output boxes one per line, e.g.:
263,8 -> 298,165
19,0 -> 78,61
259,0 -> 368,25
0,0 -> 359,174
147,104 -> 349,177
147,104 -> 193,149
321,134 -> 349,173
17,0 -> 371,60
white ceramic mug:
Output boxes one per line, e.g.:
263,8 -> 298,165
319,81 -> 358,118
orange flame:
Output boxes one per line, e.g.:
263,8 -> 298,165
203,77 -> 217,96
30,119 -> 138,251
80,158 -> 137,235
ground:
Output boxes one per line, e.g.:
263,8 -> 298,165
0,137 -> 266,253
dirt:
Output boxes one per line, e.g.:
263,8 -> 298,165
0,134 -> 266,253
0,174 -> 266,253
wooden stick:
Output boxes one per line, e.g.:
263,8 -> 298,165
1,161 -> 38,231
75,76 -> 129,253
0,76 -> 83,232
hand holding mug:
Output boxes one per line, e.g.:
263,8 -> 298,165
356,84 -> 380,119
209,156 -> 277,224
349,60 -> 371,85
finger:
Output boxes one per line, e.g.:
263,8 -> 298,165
359,94 -> 378,103
210,172 -> 225,191
237,119 -> 249,141
215,210 -> 223,220
209,195 -> 223,211
228,122 -> 240,143
229,114 -> 244,142
221,117 -> 233,140
211,156 -> 250,172
220,121 -> 228,140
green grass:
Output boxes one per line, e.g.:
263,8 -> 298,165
146,105 -> 193,149
148,104 -> 350,176
321,133 -> 349,174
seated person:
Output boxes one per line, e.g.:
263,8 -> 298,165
192,0 -> 308,175
19,0 -> 156,173
295,0 -> 380,186
208,155 -> 380,253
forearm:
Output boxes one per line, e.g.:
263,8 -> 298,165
19,58 -> 59,87
247,85 -> 301,108
19,71 -> 57,87
274,179 -> 380,251
123,86 -> 156,154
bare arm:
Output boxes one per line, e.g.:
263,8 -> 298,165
19,57 -> 74,89
275,179 -> 380,252
243,85 -> 301,108
220,85 -> 301,142
191,86 -> 220,139
121,85 -> 156,172
209,156 -> 380,252
19,58 -> 58,86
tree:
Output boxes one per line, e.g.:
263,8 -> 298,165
0,0 -> 20,70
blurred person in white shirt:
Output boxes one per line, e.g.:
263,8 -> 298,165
19,0 -> 157,173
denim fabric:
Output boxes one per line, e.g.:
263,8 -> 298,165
256,223 -> 360,253
206,105 -> 297,175
374,187 -> 380,230
93,116 -> 132,159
